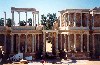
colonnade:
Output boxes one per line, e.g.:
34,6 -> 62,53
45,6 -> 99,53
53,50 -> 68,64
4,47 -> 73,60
60,12 -> 89,27
11,11 -> 39,26
10,34 -> 41,53
59,34 -> 90,52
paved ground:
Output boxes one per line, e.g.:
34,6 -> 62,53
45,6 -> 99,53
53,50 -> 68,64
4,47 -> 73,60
2,59 -> 100,65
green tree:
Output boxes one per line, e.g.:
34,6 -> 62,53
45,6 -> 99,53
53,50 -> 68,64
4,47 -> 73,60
6,18 -> 12,27
41,13 -> 57,30
0,18 -> 4,26
19,20 -> 26,26
28,18 -> 32,26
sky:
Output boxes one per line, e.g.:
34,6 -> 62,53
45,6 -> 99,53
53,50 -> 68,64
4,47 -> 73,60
0,0 -> 100,25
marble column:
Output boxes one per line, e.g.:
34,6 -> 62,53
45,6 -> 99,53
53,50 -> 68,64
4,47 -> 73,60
11,34 -> 14,53
86,14 -> 89,27
92,12 -> 94,27
18,12 -> 20,24
68,34 -> 70,52
87,34 -> 89,52
35,14 -> 36,26
64,14 -> 66,27
60,34 -> 62,50
32,13 -> 34,26
25,34 -> 27,53
38,34 -> 39,51
81,34 -> 83,52
4,12 -> 6,26
74,34 -> 76,52
81,13 -> 82,27
92,34 -> 95,55
25,12 -> 27,25
32,34 -> 34,52
4,34 -> 6,53
38,13 -> 39,25
34,34 -> 36,52
18,34 -> 20,53
68,13 -> 70,26
64,34 -> 66,51
43,32 -> 46,57
56,32 -> 59,56
11,11 -> 14,26
60,13 -> 62,27
74,13 -> 76,27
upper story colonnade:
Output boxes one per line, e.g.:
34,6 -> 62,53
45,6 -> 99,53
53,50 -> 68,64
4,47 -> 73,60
11,7 -> 39,26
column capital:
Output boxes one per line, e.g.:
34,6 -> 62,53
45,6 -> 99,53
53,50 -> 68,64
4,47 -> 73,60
18,34 -> 21,36
11,11 -> 14,13
25,12 -> 27,13
10,34 -> 14,36
18,12 -> 20,14
25,34 -> 28,36
92,34 -> 95,35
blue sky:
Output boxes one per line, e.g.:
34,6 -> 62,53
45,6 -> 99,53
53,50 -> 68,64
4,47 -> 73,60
0,0 -> 100,25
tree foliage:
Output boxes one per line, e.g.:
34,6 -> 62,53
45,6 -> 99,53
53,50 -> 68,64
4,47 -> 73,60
6,18 -> 12,27
41,13 -> 57,30
19,18 -> 32,26
28,18 -> 32,26
0,18 -> 4,26
19,20 -> 26,26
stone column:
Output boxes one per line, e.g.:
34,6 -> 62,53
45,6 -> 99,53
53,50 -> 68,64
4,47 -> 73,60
34,34 -> 36,52
38,34 -> 39,51
92,12 -> 94,27
18,12 -> 20,24
60,13 -> 62,27
68,13 -> 71,26
43,32 -> 46,58
4,12 -> 6,26
11,11 -> 14,26
38,13 -> 39,25
74,34 -> 76,52
35,14 -> 36,26
64,14 -> 66,27
92,34 -> 95,56
32,13 -> 34,26
18,34 -> 20,53
74,13 -> 76,27
81,34 -> 83,52
32,34 -> 34,52
4,34 -> 6,53
86,14 -> 89,27
64,34 -> 66,51
25,34 -> 27,53
87,34 -> 89,52
25,12 -> 27,25
56,32 -> 59,56
81,13 -> 82,27
60,34 -> 62,50
11,34 -> 14,53
68,34 -> 70,52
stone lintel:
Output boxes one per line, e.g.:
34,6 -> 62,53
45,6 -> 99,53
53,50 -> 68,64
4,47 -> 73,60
11,7 -> 37,12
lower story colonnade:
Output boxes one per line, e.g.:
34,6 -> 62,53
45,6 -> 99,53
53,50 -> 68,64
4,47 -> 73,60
1,30 -> 100,59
